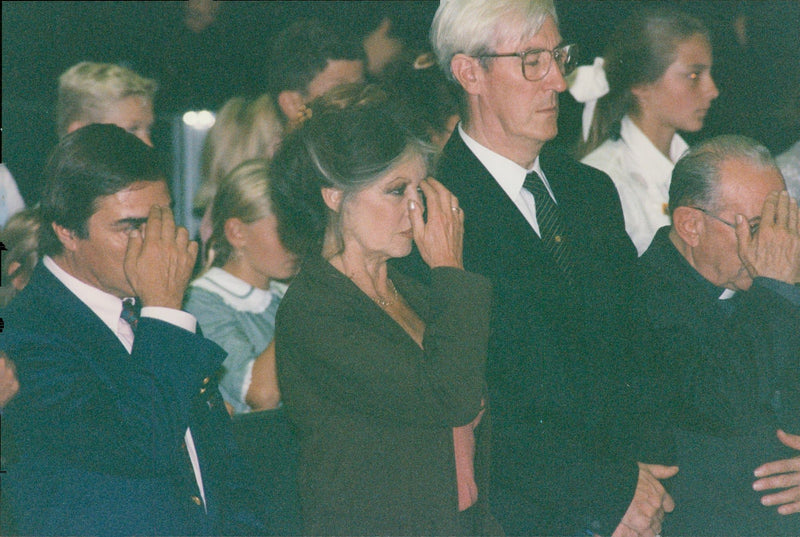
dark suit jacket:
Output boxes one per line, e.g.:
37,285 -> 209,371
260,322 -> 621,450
0,264 -> 263,536
276,255 -> 500,536
630,227 -> 800,536
397,133 -> 641,535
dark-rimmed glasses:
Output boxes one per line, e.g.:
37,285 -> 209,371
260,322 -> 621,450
689,206 -> 761,236
477,43 -> 577,81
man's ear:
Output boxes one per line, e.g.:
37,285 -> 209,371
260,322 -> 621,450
672,206 -> 703,247
52,222 -> 80,252
321,187 -> 343,213
451,53 -> 483,95
277,90 -> 305,122
224,218 -> 246,249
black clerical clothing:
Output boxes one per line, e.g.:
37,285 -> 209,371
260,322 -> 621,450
630,226 -> 800,536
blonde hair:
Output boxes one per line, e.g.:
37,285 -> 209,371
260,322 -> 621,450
194,94 -> 283,214
206,159 -> 274,268
56,61 -> 157,138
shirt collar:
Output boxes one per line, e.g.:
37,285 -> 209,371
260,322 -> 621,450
190,267 -> 285,313
43,255 -> 126,336
458,124 -> 552,200
653,228 -> 737,301
620,115 -> 689,170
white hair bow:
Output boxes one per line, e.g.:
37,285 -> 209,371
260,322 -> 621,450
567,57 -> 609,142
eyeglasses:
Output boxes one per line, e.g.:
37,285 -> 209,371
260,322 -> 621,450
477,43 -> 577,81
689,206 -> 761,236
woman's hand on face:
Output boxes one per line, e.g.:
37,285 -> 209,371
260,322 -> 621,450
409,177 -> 464,269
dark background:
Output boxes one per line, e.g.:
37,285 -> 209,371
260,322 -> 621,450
3,0 -> 799,207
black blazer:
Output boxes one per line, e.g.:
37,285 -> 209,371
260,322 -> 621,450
0,264 -> 263,536
630,227 -> 800,536
276,255 -> 499,536
398,133 -> 641,535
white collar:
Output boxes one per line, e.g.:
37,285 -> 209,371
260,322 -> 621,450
190,267 -> 286,313
620,115 -> 689,169
43,255 -> 127,337
458,124 -> 554,200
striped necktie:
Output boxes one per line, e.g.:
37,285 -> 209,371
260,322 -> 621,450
523,171 -> 576,282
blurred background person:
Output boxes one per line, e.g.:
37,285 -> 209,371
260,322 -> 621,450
0,163 -> 26,228
378,51 -> 463,150
57,61 -> 157,146
266,17 -> 365,130
700,1 -> 800,157
194,94 -> 284,249
185,159 -> 300,535
0,207 -> 40,307
270,84 -> 498,535
577,6 -> 718,255
777,140 -> 800,200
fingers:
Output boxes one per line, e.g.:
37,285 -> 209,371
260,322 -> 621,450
643,463 -> 679,480
777,429 -> 800,450
124,205 -> 195,309
761,190 -> 780,228
788,196 -> 799,234
778,501 -> 800,515
755,472 -> 799,492
0,353 -> 20,408
418,177 -> 457,214
408,198 -> 425,237
412,177 -> 464,269
759,486 -> 800,514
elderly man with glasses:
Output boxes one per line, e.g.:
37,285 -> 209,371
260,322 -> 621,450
628,134 -> 800,535
395,1 -> 678,535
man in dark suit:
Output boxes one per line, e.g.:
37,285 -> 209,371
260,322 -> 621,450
629,135 -> 800,535
0,124 -> 262,536
421,1 -> 678,535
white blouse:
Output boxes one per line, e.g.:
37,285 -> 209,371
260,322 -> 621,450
582,115 -> 689,255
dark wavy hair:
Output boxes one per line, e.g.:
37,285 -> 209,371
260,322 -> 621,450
39,123 -> 165,256
269,83 -> 435,261
267,18 -> 365,100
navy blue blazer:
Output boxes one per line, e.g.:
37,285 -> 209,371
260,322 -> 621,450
0,263 -> 263,536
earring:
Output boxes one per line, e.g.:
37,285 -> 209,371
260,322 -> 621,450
288,104 -> 312,131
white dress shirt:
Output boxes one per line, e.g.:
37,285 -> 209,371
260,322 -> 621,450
43,255 -> 207,510
581,115 -> 689,255
459,124 -> 557,237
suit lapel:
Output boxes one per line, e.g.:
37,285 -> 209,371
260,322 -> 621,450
29,265 -> 135,386
437,135 -> 556,280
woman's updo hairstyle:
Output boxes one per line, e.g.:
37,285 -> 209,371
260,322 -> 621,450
269,83 -> 434,261
578,6 -> 709,156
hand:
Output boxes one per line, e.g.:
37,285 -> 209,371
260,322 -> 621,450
0,352 -> 20,408
408,177 -> 464,269
612,463 -> 678,537
737,190 -> 800,284
753,429 -> 800,515
124,206 -> 198,309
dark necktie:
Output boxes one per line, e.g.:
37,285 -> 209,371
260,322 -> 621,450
523,171 -> 576,282
120,298 -> 141,332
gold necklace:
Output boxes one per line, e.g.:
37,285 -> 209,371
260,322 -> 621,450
374,279 -> 399,308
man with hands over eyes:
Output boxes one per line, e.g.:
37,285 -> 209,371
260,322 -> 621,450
628,134 -> 800,536
0,124 -> 263,536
